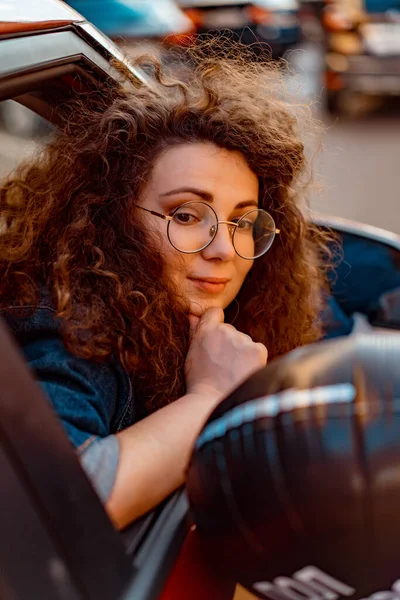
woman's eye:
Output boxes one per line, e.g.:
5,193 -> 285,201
173,212 -> 199,225
236,218 -> 254,231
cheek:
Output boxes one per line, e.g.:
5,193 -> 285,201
236,259 -> 254,288
145,220 -> 184,271
162,246 -> 192,283
146,219 -> 168,251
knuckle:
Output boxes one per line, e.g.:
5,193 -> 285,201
255,342 -> 268,360
223,323 -> 237,334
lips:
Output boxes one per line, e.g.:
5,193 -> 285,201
188,277 -> 230,284
187,277 -> 231,294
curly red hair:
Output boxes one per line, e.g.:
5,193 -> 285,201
0,45 -> 329,413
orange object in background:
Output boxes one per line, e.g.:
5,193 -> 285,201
246,5 -> 272,25
329,31 -> 363,54
183,8 -> 205,29
325,69 -> 344,90
165,31 -> 196,46
322,7 -> 353,31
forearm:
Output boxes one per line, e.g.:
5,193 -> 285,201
105,391 -> 219,530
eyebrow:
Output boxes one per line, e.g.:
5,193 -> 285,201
159,186 -> 258,209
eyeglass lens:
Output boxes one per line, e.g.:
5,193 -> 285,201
167,202 -> 276,259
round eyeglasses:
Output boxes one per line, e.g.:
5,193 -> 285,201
137,201 -> 280,260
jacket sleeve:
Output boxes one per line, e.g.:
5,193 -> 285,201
4,307 -> 122,502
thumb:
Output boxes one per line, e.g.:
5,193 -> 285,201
196,306 -> 225,331
189,306 -> 225,339
188,313 -> 201,337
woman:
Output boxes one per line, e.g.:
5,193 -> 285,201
0,47 -> 327,529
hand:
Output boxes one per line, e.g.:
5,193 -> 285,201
185,307 -> 268,401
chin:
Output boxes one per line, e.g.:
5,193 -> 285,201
190,294 -> 233,314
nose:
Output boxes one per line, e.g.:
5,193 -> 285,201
201,222 -> 236,262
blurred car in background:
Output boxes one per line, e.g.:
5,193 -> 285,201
322,0 -> 400,114
178,0 -> 302,59
65,0 -> 194,41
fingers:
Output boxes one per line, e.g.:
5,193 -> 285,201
189,307 -> 224,340
189,307 -> 267,366
192,306 -> 225,335
189,306 -> 226,340
255,342 -> 269,364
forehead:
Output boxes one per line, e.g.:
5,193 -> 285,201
149,142 -> 259,195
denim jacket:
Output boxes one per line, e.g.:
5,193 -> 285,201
1,299 -> 135,502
